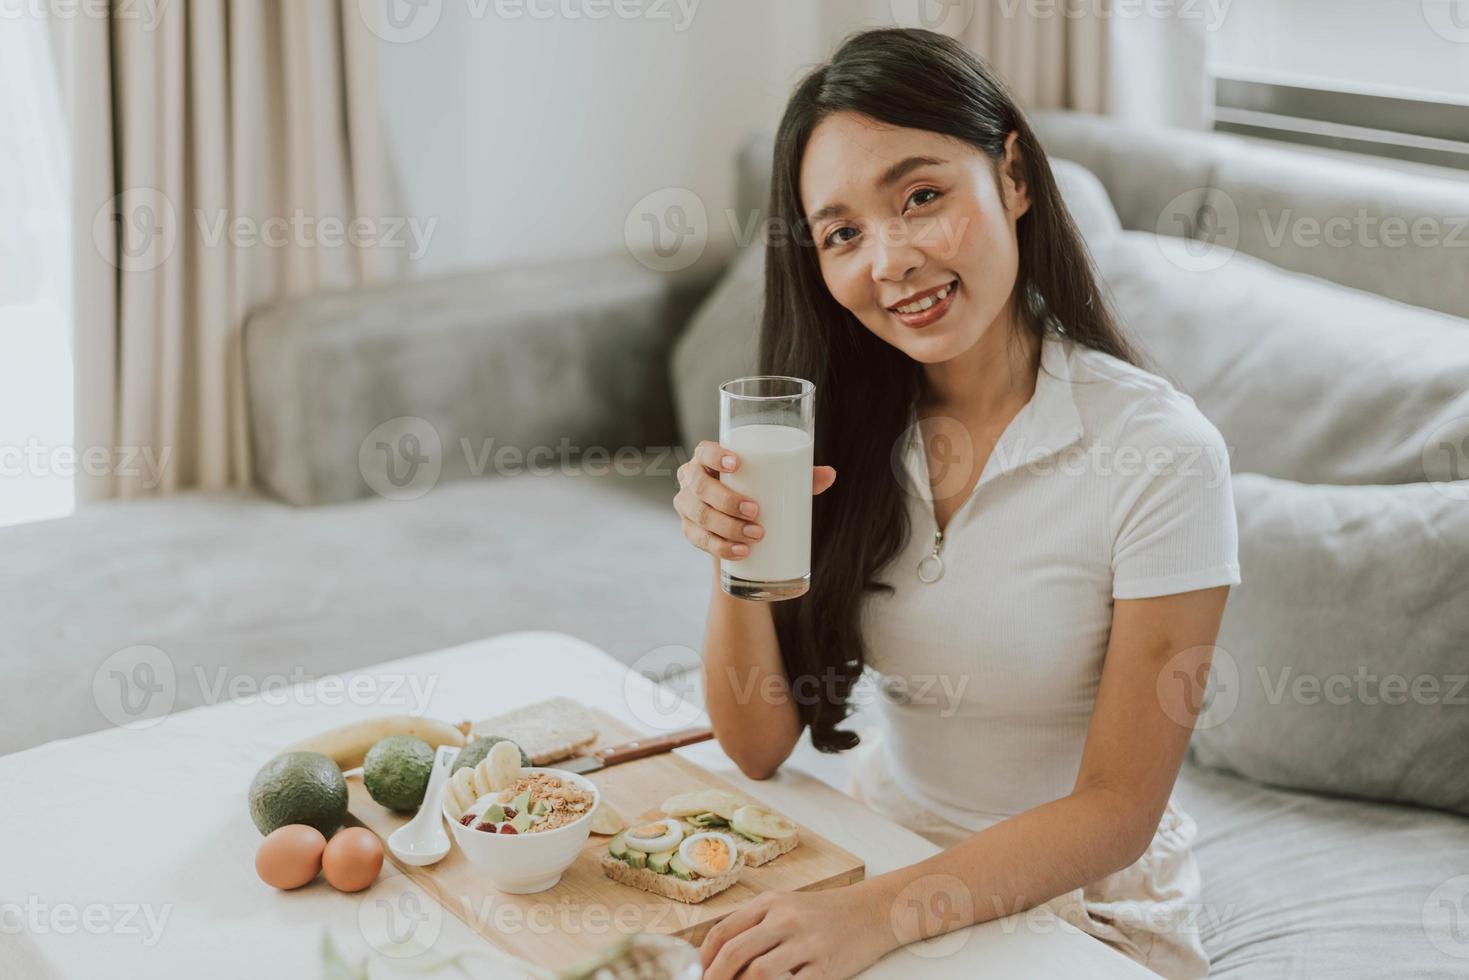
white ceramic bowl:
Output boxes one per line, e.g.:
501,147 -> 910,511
442,767 -> 600,894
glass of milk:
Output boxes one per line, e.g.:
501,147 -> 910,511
718,376 -> 815,601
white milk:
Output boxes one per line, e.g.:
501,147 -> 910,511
719,424 -> 814,583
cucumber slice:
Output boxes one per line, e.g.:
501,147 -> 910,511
623,849 -> 647,870
731,805 -> 797,841
647,850 -> 675,874
667,853 -> 693,880
608,833 -> 629,859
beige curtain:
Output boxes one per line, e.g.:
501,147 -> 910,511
53,0 -> 399,501
958,3 -> 1108,113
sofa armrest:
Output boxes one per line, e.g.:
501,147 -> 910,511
245,252 -> 715,506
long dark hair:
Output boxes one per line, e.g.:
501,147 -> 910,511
761,27 -> 1142,753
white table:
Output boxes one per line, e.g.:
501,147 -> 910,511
0,632 -> 1152,979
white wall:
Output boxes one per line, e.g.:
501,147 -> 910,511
374,0 -> 899,278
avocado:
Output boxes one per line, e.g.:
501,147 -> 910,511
451,736 -> 531,774
647,850 -> 675,874
481,803 -> 506,824
668,853 -> 693,880
248,750 -> 348,837
362,735 -> 435,811
733,829 -> 765,844
510,810 -> 533,833
623,849 -> 647,870
530,798 -> 550,817
510,789 -> 533,815
608,833 -> 629,860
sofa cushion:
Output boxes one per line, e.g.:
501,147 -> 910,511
1095,231 -> 1469,486
1191,474 -> 1469,814
670,244 -> 763,449
1177,763 -> 1469,979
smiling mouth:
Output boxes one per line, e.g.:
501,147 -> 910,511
888,279 -> 959,327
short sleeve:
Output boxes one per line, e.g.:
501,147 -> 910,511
1109,393 -> 1242,600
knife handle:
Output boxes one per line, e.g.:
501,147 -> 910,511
596,727 -> 714,767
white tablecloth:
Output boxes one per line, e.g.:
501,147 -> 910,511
0,631 -> 1152,979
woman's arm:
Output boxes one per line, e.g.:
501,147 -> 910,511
700,555 -> 804,780
699,584 -> 1230,979
674,440 -> 838,780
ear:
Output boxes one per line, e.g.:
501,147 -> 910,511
1000,131 -> 1031,220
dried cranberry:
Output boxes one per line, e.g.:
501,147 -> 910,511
475,822 -> 497,832
502,807 -> 517,820
498,824 -> 518,835
459,813 -> 475,826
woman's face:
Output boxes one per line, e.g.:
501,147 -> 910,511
799,111 -> 1030,365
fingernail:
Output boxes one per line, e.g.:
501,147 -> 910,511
739,501 -> 758,518
744,524 -> 762,539
732,544 -> 749,556
721,455 -> 737,470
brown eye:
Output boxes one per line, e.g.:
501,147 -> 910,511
907,188 -> 941,210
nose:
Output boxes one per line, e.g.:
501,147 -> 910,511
870,222 -> 923,284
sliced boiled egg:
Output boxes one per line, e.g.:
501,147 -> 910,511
624,819 -> 685,854
679,832 -> 736,878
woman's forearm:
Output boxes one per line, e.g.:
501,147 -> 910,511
852,787 -> 1156,952
700,558 -> 803,779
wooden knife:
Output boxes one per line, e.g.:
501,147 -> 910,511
553,727 -> 714,774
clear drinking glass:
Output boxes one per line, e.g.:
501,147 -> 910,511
718,376 -> 815,601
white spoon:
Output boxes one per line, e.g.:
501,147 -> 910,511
387,744 -> 458,866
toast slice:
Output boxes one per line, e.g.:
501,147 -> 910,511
732,830 -> 799,868
471,697 -> 598,765
598,851 -> 745,904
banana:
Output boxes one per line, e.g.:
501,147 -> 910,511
485,740 -> 522,792
446,768 -> 478,818
286,715 -> 469,771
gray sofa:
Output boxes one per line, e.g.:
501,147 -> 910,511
4,112 -> 1468,977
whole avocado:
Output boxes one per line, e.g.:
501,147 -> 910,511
452,735 -> 531,774
249,750 -> 349,837
363,735 -> 436,811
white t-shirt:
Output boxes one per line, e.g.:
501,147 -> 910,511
858,330 -> 1241,831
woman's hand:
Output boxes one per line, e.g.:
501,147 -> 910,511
699,886 -> 894,979
674,440 -> 836,561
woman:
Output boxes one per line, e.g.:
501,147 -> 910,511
673,28 -> 1239,980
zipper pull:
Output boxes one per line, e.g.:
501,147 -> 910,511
917,528 -> 945,584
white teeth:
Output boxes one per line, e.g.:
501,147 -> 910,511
895,283 -> 953,315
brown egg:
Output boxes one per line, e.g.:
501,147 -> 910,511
256,825 -> 326,890
322,828 -> 384,893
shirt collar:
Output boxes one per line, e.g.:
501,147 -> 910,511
901,330 -> 1085,500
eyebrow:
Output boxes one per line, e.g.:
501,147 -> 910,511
806,155 -> 947,227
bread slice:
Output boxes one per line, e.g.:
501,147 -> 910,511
734,831 -> 799,868
472,697 -> 599,765
678,819 -> 798,868
598,851 -> 744,904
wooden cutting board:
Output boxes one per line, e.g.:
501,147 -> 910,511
347,708 -> 866,971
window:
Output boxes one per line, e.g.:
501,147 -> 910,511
0,18 -> 74,527
1209,0 -> 1469,170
